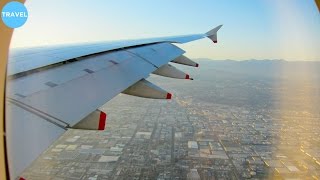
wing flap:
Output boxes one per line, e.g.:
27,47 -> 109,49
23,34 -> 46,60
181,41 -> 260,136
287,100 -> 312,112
15,54 -> 155,126
126,43 -> 185,68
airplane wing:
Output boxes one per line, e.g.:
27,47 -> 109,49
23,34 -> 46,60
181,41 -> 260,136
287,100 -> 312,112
5,25 -> 222,178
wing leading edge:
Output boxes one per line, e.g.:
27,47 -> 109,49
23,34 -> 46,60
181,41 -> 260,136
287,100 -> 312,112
6,25 -> 222,179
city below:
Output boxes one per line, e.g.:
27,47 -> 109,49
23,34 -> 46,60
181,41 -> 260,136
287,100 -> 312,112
20,60 -> 320,179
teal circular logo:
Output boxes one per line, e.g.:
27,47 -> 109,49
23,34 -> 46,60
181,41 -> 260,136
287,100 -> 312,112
1,1 -> 28,28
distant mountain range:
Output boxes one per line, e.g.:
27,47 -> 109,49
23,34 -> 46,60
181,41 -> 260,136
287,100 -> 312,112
190,59 -> 320,80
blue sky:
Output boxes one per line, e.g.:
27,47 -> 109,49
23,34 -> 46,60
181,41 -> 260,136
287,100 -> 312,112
10,0 -> 320,61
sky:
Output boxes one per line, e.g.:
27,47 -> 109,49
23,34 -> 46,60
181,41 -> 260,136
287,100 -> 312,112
10,0 -> 320,61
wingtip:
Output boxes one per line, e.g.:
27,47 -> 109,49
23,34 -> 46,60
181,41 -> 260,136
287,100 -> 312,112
205,24 -> 223,43
206,24 -> 223,36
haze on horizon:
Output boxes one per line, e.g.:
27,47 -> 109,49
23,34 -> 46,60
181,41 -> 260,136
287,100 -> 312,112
10,0 -> 320,61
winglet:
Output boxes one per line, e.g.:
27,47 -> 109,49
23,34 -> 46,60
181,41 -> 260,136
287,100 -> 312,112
205,25 -> 223,43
